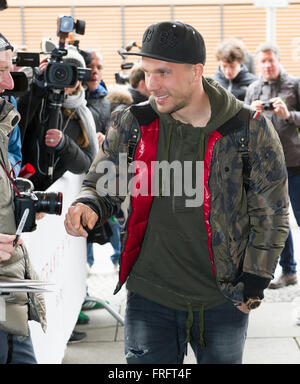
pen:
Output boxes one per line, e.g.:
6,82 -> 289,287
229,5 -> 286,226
13,208 -> 29,247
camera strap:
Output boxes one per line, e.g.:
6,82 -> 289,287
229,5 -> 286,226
0,159 -> 21,197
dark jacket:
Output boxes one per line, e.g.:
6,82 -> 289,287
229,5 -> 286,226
85,85 -> 111,134
18,83 -> 97,190
245,69 -> 300,168
213,64 -> 257,101
128,86 -> 148,105
73,78 -> 289,305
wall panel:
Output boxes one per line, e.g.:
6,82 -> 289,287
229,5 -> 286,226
1,3 -> 300,85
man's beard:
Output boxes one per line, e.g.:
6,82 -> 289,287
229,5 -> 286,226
155,92 -> 191,115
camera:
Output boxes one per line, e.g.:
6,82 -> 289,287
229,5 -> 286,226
2,52 -> 41,97
14,178 -> 63,232
44,59 -> 90,89
57,15 -> 85,35
115,41 -> 139,84
43,16 -> 91,89
262,101 -> 275,111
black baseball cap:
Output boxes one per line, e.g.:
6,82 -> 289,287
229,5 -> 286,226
125,21 -> 206,65
0,33 -> 13,52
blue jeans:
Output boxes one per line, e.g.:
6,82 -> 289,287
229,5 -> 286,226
108,219 -> 121,265
86,220 -> 121,267
125,293 -> 249,364
279,169 -> 300,274
86,242 -> 94,267
0,329 -> 37,364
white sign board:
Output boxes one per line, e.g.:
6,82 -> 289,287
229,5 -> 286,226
23,172 -> 87,364
254,0 -> 289,7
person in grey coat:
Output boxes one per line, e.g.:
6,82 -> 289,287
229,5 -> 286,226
245,42 -> 300,289
0,32 -> 46,365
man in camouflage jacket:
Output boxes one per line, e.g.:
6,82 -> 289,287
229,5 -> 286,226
65,22 -> 289,364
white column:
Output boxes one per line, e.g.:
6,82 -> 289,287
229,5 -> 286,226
266,6 -> 276,43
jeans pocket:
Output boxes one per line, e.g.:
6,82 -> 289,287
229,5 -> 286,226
232,302 -> 249,317
126,291 -> 138,303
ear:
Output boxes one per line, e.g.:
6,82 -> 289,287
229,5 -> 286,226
192,63 -> 204,81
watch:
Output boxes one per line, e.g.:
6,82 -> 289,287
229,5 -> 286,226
245,297 -> 261,310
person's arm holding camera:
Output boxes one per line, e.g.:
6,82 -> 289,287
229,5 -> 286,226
269,97 -> 291,120
45,119 -> 97,175
249,99 -> 264,113
45,128 -> 63,148
249,97 -> 291,120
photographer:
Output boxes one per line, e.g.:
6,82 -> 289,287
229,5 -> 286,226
245,42 -> 300,289
84,50 -> 110,148
18,45 -> 98,191
0,33 -> 46,364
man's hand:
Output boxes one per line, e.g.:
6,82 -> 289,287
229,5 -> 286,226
45,129 -> 63,148
235,303 -> 251,314
251,98 -> 290,120
39,57 -> 49,72
0,233 -> 22,262
64,203 -> 99,238
250,100 -> 265,113
270,97 -> 290,120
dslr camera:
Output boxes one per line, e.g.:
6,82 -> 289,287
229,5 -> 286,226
14,178 -> 63,232
262,100 -> 275,111
44,16 -> 91,89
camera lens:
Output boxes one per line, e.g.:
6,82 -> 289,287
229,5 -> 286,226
45,63 -> 75,88
34,191 -> 63,215
54,67 -> 68,81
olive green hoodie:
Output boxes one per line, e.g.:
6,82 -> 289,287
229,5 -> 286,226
126,77 -> 244,311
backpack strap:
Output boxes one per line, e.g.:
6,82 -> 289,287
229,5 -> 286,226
128,101 -> 158,165
236,108 -> 251,192
127,126 -> 139,165
217,106 -> 252,192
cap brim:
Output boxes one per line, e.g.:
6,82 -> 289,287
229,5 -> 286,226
124,51 -> 185,64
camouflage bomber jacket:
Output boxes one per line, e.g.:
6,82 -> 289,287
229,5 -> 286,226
74,100 -> 289,304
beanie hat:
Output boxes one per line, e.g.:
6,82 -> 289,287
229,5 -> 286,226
125,21 -> 206,65
80,49 -> 93,66
63,45 -> 86,68
0,33 -> 13,52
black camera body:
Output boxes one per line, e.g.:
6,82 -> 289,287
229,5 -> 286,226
44,58 -> 91,89
14,178 -> 63,232
3,52 -> 41,97
262,101 -> 275,111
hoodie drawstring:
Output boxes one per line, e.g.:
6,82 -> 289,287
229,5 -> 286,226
199,304 -> 205,348
185,303 -> 205,348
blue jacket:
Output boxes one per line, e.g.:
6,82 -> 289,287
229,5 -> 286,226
5,96 -> 22,175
